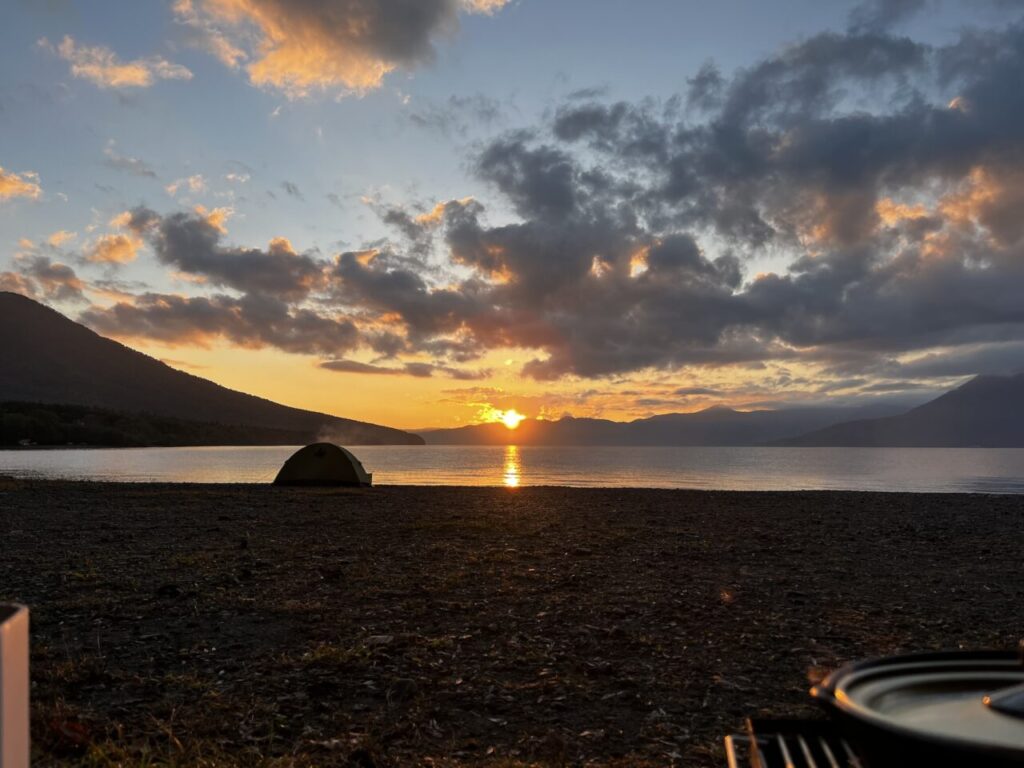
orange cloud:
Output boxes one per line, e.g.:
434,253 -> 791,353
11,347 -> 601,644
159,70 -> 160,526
876,198 -> 929,226
166,174 -> 207,196
792,189 -> 879,247
414,197 -> 476,225
629,244 -> 651,277
41,36 -> 192,89
195,204 -> 233,233
0,272 -> 35,297
938,166 -> 1024,247
47,230 -> 77,247
268,235 -> 296,255
173,0 -> 247,68
460,0 -> 509,13
0,166 -> 41,201
85,233 -> 141,264
176,0 -> 509,97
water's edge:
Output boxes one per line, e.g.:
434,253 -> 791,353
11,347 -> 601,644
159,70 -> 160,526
3,445 -> 1024,493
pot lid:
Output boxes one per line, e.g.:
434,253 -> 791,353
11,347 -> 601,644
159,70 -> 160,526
830,655 -> 1024,753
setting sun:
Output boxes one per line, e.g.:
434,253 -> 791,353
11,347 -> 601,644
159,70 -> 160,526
499,409 -> 526,430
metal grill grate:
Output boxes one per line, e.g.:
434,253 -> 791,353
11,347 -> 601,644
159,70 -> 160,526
725,719 -> 863,768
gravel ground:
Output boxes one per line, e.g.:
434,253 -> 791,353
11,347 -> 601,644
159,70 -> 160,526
1,479 -> 1022,766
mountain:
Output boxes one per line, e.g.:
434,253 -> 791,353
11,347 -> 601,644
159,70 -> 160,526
419,403 -> 906,446
0,292 -> 422,445
776,374 -> 1024,447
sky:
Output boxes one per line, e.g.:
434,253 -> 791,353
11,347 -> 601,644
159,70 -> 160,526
3,0 -> 1024,430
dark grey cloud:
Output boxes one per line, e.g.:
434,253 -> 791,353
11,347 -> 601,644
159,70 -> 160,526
815,378 -> 870,393
319,359 -> 405,375
393,12 -> 1024,380
331,248 -> 485,341
565,86 -> 610,101
829,342 -> 1024,379
81,293 -> 358,355
72,7 -> 1024,390
860,380 -> 934,392
122,206 -> 325,300
898,344 -> 1024,377
319,358 -> 488,379
848,0 -> 929,33
476,135 -> 580,221
9,256 -> 85,302
255,0 -> 465,68
103,143 -> 157,178
686,61 -> 724,111
281,181 -> 304,200
673,387 -> 723,396
408,93 -> 503,137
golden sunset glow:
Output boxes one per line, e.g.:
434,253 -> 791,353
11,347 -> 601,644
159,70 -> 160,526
499,409 -> 526,430
502,445 -> 520,487
6,0 -> 1020,443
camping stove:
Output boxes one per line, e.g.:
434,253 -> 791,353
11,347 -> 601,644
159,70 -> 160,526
725,719 -> 863,768
726,650 -> 1024,767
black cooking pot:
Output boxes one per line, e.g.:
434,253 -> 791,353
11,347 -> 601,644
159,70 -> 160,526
811,650 -> 1024,767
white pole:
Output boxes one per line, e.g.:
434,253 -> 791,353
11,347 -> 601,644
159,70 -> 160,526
0,605 -> 28,768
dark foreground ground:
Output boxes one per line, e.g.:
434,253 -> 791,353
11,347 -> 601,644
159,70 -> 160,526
1,480 -> 1022,766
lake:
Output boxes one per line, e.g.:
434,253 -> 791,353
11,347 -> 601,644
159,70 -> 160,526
2,445 -> 1024,492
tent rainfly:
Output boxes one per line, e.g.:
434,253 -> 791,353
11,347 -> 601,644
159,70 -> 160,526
273,443 -> 372,487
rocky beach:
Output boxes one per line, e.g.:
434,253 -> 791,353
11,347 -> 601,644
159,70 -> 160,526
2,479 -> 1022,766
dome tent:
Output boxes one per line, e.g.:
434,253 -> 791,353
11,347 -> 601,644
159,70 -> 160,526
273,443 -> 372,487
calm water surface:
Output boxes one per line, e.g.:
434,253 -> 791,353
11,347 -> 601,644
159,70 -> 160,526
2,445 -> 1024,492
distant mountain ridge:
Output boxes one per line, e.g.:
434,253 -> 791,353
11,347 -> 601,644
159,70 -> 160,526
776,373 -> 1024,447
0,292 -> 423,445
419,402 -> 906,446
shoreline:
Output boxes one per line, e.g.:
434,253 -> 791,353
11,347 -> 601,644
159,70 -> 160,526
4,477 -> 1024,495
6,479 -> 1024,495
3,481 -> 1023,766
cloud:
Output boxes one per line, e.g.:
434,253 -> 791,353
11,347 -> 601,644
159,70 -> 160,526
848,0 -> 928,33
281,180 -> 304,200
81,293 -> 359,354
408,93 -> 503,136
165,174 -> 206,196
5,256 -> 87,302
0,166 -> 42,201
173,0 -> 510,97
459,0 -> 508,13
41,36 -> 192,89
319,358 -> 402,375
329,246 -> 485,342
673,387 -> 723,396
319,358 -> 489,378
50,7 -> 1024,397
0,272 -> 37,298
172,0 -> 247,68
160,357 -> 209,371
103,142 -> 157,178
47,230 -> 77,247
686,61 -> 724,111
120,206 -> 325,300
376,13 -> 1019,380
84,233 -> 141,264
830,342 -> 1024,379
860,380 -> 934,392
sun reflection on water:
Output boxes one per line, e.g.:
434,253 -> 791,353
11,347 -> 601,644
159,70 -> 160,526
503,445 -> 521,488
